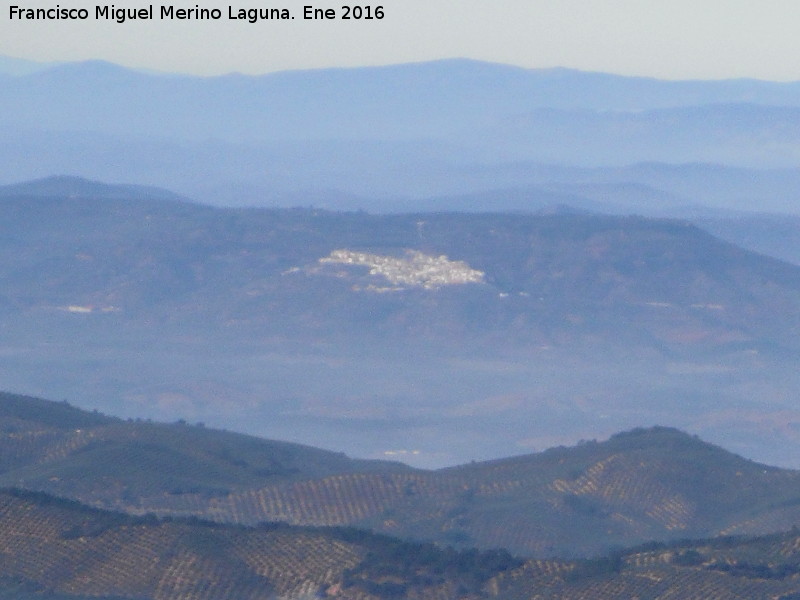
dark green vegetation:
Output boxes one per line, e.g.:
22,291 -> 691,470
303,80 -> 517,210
3,178 -> 800,468
6,392 -> 800,559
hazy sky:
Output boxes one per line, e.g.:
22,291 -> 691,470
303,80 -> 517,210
2,0 -> 800,80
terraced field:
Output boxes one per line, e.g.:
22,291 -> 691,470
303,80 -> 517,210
70,428 -> 800,557
5,392 -> 800,558
5,488 -> 800,600
0,489 -> 525,600
486,530 -> 800,599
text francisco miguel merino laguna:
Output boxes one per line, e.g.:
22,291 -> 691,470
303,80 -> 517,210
7,4 -> 380,23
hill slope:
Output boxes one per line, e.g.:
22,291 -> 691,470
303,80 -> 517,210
5,487 -> 800,600
5,393 -> 800,558
2,183 -> 800,352
493,530 -> 800,600
119,427 -> 800,558
0,392 -> 409,505
3,182 -> 800,468
0,175 -> 186,202
0,488 -> 521,600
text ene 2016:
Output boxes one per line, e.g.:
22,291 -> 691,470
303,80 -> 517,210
304,6 -> 384,19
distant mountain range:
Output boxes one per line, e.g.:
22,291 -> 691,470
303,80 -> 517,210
4,58 -> 800,141
2,57 -> 799,210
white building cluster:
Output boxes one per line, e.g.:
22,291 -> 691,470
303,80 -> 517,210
319,249 -> 485,290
